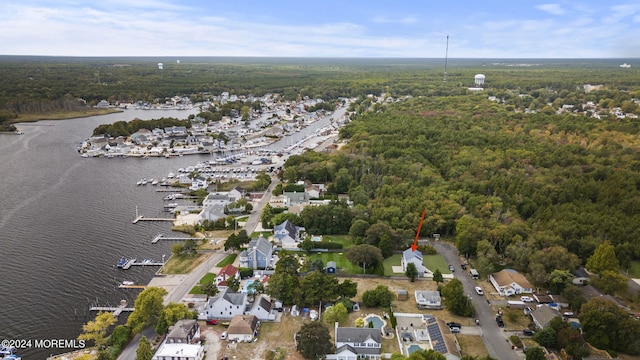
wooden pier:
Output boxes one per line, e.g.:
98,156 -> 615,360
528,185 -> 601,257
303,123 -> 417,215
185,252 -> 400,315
118,284 -> 147,289
90,300 -> 134,317
119,258 -> 165,269
132,215 -> 175,224
152,233 -> 206,244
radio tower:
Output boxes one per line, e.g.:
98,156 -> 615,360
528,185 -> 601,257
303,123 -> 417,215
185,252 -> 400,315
443,35 -> 449,83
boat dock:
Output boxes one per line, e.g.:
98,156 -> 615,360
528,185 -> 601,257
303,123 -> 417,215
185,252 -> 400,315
132,215 -> 175,224
152,233 -> 206,244
90,300 -> 134,317
118,258 -> 165,269
118,284 -> 147,289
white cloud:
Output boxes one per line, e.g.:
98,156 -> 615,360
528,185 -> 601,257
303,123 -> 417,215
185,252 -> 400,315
370,15 -> 419,25
536,4 -> 566,16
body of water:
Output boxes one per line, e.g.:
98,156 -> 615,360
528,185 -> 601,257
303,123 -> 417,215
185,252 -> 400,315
0,109 -> 210,359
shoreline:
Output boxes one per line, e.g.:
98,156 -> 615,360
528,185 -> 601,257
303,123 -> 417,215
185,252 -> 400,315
9,108 -> 124,124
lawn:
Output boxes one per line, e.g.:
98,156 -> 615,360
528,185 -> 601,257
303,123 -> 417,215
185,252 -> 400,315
307,252 -> 382,275
626,260 -> 640,278
158,253 -> 209,274
189,272 -> 217,294
317,235 -> 354,249
424,254 -> 452,275
216,254 -> 237,267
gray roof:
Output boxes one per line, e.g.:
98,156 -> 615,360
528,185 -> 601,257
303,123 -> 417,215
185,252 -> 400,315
209,287 -> 247,306
167,319 -> 197,339
257,296 -> 271,312
531,305 -> 560,328
403,248 -> 423,261
274,220 -> 297,240
336,327 -> 382,344
246,236 -> 273,256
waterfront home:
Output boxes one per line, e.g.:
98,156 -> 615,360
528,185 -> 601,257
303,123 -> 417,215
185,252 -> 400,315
326,324 -> 382,360
239,236 -> 274,270
489,269 -> 534,296
415,290 -> 442,310
227,315 -> 260,342
199,287 -> 247,320
190,176 -> 208,191
166,319 -> 200,344
401,249 -> 431,278
152,343 -> 204,360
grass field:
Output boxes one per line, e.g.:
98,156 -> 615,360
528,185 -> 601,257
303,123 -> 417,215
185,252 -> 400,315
318,235 -> 354,249
216,254 -> 237,267
424,254 -> 452,275
307,252 -> 377,274
158,253 -> 209,274
189,272 -> 217,294
626,260 -> 640,278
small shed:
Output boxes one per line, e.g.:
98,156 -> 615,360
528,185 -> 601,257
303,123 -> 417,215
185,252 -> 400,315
397,289 -> 408,301
326,261 -> 337,274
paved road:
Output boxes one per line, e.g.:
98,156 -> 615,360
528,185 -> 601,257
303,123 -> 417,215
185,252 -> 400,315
436,242 -> 523,360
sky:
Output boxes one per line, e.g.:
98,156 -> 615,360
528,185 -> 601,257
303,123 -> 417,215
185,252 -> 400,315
1,0 -> 639,58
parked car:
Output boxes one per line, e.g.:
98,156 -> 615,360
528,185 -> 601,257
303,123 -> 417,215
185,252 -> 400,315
448,265 -> 455,272
206,319 -> 218,325
310,309 -> 318,321
461,264 -> 467,270
520,296 -> 534,302
447,322 -> 462,329
475,286 -> 484,295
496,316 -> 505,328
450,326 -> 461,333
220,331 -> 228,340
523,329 -> 535,336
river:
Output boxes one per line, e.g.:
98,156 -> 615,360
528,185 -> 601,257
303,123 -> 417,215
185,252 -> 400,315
0,105 -> 343,359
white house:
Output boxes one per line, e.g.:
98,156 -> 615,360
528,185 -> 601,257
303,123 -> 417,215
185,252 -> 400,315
273,220 -> 301,244
152,343 -> 204,360
414,290 -> 442,310
401,248 -> 431,277
489,269 -> 534,296
199,287 -> 247,320
327,324 -> 382,360
227,315 -> 260,343
247,295 -> 276,321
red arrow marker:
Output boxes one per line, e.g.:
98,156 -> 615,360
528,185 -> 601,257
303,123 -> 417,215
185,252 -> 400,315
412,209 -> 427,252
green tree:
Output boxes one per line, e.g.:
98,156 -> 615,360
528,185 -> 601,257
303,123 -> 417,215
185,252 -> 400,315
199,281 -> 219,300
580,298 -> 640,353
226,275 -> 241,292
155,303 -> 195,334
524,346 -> 546,360
586,240 -> 619,274
77,312 -> 117,348
171,242 -> 184,256
406,262 -> 418,282
126,286 -> 168,333
136,336 -> 153,360
441,278 -> 474,317
296,270 -> 339,306
408,349 -> 447,360
432,269 -> 443,285
349,219 -> 370,239
592,270 -> 628,294
108,325 -> 132,350
346,244 -> 383,273
323,303 -> 348,325
361,285 -> 394,308
296,322 -> 333,360
337,279 -> 358,299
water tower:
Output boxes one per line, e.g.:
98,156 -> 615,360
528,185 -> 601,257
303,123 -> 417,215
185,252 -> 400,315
474,74 -> 485,86
157,63 -> 164,70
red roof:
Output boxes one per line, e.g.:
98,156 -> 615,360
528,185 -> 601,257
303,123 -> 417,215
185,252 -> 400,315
218,264 -> 238,277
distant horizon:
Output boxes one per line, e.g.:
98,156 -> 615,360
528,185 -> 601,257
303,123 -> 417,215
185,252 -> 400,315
1,1 -> 638,58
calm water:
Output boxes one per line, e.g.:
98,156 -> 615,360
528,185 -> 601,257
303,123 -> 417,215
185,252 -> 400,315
0,109 -> 209,359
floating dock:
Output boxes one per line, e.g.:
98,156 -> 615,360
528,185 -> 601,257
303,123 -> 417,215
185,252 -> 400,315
118,258 -> 165,270
118,284 -> 147,289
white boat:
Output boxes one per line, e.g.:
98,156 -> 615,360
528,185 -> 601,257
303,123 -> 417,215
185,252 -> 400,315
151,179 -> 159,185
141,178 -> 148,185
163,194 -> 175,201
167,172 -> 175,179
122,281 -> 135,286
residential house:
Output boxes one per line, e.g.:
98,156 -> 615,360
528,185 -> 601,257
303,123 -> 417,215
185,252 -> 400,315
530,305 -> 560,329
190,176 -> 208,191
247,295 -> 276,321
199,193 -> 231,223
165,319 -> 200,344
239,236 -> 274,269
152,343 -> 204,360
401,249 -> 431,278
283,191 -> 308,207
216,264 -> 240,288
305,183 -> 323,198
327,325 -> 382,360
199,287 -> 247,320
414,290 -> 442,310
228,186 -> 248,202
489,269 -> 534,296
227,315 -> 260,343
273,220 -> 301,244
